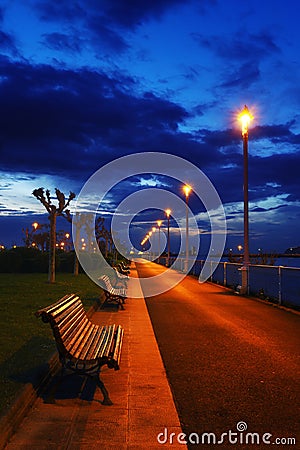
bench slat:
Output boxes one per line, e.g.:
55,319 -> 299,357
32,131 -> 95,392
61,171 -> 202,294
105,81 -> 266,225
111,325 -> 124,369
54,299 -> 83,324
58,309 -> 87,341
91,325 -> 115,360
47,295 -> 81,318
85,326 -> 108,361
102,325 -> 116,359
88,330 -> 108,361
65,317 -> 90,354
73,323 -> 96,360
78,325 -> 100,361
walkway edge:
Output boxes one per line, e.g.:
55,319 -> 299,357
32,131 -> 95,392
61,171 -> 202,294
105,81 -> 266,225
0,353 -> 60,450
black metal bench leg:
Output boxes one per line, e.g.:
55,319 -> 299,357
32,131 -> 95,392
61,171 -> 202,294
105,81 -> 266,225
119,298 -> 125,310
105,293 -> 125,310
96,375 -> 113,405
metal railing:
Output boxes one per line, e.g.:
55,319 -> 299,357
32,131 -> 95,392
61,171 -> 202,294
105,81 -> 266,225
156,256 -> 300,310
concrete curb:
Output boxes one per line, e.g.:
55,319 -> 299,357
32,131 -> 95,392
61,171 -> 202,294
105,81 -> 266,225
0,353 -> 60,450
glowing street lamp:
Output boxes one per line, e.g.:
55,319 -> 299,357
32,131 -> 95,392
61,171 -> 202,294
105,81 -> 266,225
183,184 -> 192,272
238,105 -> 253,138
165,209 -> 171,266
238,104 -> 253,294
183,184 -> 192,198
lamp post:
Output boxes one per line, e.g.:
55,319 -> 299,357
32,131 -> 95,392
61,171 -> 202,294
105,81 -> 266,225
157,220 -> 162,263
238,104 -> 253,294
183,184 -> 192,273
65,232 -> 70,251
151,227 -> 156,259
165,209 -> 171,266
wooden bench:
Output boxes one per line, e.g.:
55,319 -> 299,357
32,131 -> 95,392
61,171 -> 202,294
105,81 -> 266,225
117,262 -> 130,276
35,294 -> 124,405
116,264 -> 130,277
98,275 -> 127,310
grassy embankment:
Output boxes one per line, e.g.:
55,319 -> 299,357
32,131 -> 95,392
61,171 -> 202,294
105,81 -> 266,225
0,272 -> 102,418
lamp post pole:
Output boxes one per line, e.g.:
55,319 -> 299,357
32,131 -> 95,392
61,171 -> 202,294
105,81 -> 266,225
183,185 -> 192,273
238,105 -> 253,295
151,227 -> 156,259
243,125 -> 250,268
148,231 -> 152,259
165,209 -> 171,267
157,220 -> 162,263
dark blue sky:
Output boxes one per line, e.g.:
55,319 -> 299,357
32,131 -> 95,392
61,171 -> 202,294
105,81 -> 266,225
0,0 -> 299,252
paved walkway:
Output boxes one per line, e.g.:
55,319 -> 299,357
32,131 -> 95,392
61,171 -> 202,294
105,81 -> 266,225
136,259 -> 300,448
4,263 -> 186,449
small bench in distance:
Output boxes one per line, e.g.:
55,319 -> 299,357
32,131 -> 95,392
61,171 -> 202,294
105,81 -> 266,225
98,275 -> 127,310
113,266 -> 129,288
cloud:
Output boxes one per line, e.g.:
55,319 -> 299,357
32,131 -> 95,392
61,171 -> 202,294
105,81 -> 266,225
34,0 -> 86,23
219,63 -> 261,89
0,18 -> 299,228
99,0 -> 192,29
251,123 -> 295,142
34,0 -> 196,53
251,205 -> 287,213
41,32 -> 84,53
192,29 -> 280,63
86,17 -> 130,53
0,30 -> 20,57
0,56 -> 191,178
191,29 -> 281,91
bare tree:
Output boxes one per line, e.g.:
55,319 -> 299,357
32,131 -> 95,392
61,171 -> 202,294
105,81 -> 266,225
32,188 -> 75,282
95,217 -> 113,258
72,212 -> 88,276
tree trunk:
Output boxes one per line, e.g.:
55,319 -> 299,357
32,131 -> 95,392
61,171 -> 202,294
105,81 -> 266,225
73,225 -> 80,276
105,237 -> 108,258
74,255 -> 79,276
48,213 -> 57,283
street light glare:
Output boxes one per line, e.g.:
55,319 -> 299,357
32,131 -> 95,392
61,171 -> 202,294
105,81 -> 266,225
183,184 -> 192,198
238,105 -> 253,137
165,208 -> 171,217
157,220 -> 162,227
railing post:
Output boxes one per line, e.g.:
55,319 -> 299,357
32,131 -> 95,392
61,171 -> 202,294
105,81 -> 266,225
278,266 -> 282,305
224,262 -> 227,286
247,265 -> 250,295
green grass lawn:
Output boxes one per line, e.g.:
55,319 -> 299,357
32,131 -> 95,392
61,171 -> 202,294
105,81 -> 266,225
0,273 -> 102,418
